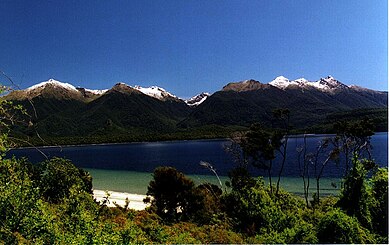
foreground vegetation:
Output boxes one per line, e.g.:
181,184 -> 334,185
0,154 -> 387,244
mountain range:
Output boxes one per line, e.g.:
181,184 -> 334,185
3,76 -> 387,145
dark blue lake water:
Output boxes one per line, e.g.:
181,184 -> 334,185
8,133 -> 388,178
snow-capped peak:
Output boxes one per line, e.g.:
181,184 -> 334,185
26,78 -> 78,92
314,76 -> 347,90
85,88 -> 108,95
272,76 -> 290,83
275,75 -> 289,81
133,85 -> 178,100
294,78 -> 309,83
185,92 -> 210,107
268,75 -> 348,91
269,76 -> 294,89
324,75 -> 335,80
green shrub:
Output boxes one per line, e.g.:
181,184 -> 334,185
165,222 -> 243,244
189,183 -> 223,224
317,209 -> 376,244
133,210 -> 168,243
0,158 -> 56,244
37,157 -> 93,203
223,178 -> 301,234
145,166 -> 208,223
337,156 -> 373,229
370,167 -> 388,239
254,220 -> 318,244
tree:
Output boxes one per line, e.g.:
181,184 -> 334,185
296,133 -> 310,207
317,209 -> 375,244
272,108 -> 290,195
337,155 -> 375,230
333,119 -> 374,177
311,138 -> 340,204
145,167 -> 199,222
37,157 -> 93,203
237,109 -> 290,195
227,166 -> 256,192
240,123 -> 282,194
222,177 -> 302,236
0,157 -> 55,243
224,131 -> 250,170
190,183 -> 223,224
370,167 -> 388,240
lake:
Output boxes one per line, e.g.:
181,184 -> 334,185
8,132 -> 388,195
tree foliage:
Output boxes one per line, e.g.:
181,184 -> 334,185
145,166 -> 197,222
370,168 -> 388,239
317,209 -> 375,244
36,157 -> 93,203
337,155 -> 373,229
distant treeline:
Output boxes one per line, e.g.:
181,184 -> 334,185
11,108 -> 387,147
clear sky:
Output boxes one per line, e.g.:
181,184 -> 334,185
0,0 -> 387,98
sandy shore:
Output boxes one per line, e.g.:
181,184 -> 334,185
93,190 -> 150,210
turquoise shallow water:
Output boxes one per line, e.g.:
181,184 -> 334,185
87,168 -> 341,197
10,133 -> 385,198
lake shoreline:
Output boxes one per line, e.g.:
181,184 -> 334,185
10,137 -> 230,150
93,189 -> 149,210
12,131 -> 384,149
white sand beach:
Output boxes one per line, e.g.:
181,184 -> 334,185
93,190 -> 150,210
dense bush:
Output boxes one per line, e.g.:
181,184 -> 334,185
337,155 -> 373,229
223,176 -> 303,235
145,166 -> 198,222
317,208 -> 376,244
0,138 -> 387,244
370,168 -> 388,239
0,156 -> 388,244
0,158 -> 55,243
145,166 -> 222,224
0,156 -> 150,243
36,157 -> 93,203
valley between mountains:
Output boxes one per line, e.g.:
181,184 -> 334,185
4,76 -> 387,146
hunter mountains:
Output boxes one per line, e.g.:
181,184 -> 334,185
3,76 -> 387,145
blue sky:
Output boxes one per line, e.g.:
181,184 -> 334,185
0,0 -> 387,97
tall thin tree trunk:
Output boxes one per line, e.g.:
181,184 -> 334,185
276,137 -> 288,195
316,177 -> 320,204
268,160 -> 273,194
276,114 -> 290,195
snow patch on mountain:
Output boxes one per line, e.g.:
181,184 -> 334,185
269,76 -> 292,89
269,76 -> 313,89
185,92 -> 210,107
294,78 -> 308,83
269,75 -> 348,91
133,85 -> 178,100
85,89 -> 108,95
304,76 -> 348,91
26,79 -> 78,92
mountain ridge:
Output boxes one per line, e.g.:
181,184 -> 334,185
6,75 -> 387,104
3,76 -> 387,145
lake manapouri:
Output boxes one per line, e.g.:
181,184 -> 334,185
8,132 -> 388,195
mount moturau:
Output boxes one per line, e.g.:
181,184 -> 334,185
4,76 -> 387,140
